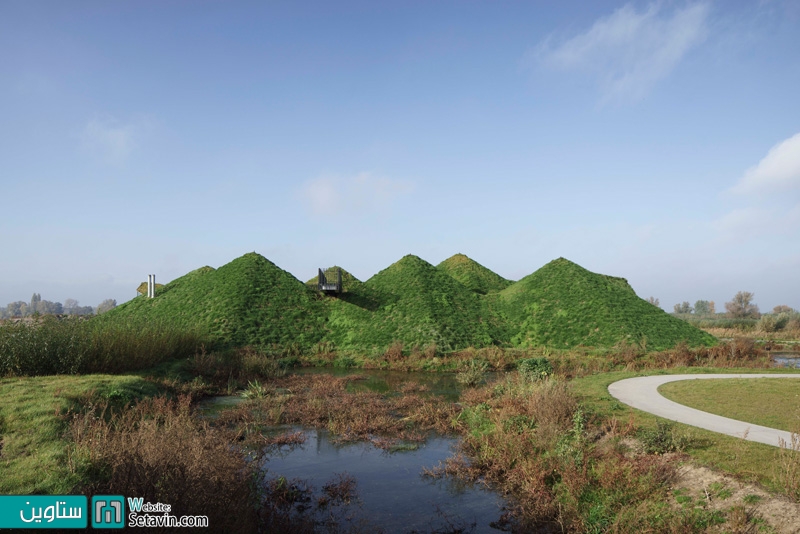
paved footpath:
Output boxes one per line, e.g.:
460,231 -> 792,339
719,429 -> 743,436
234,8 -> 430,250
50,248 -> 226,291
608,374 -> 800,448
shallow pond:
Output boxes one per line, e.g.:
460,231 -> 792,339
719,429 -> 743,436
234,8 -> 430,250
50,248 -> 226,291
260,428 -> 507,533
773,352 -> 800,368
199,369 -> 510,532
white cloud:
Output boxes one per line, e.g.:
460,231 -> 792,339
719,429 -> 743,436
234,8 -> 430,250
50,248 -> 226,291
732,133 -> 800,195
299,172 -> 414,217
80,117 -> 137,164
531,2 -> 710,102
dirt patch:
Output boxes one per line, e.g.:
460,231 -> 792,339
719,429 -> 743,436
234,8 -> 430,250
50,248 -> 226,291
672,462 -> 800,533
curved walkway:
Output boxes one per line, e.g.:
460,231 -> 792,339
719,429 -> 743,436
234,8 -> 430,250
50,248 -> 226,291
608,374 -> 800,448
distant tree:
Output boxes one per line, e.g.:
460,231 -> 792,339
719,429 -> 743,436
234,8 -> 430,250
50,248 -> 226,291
694,300 -> 711,315
64,299 -> 78,314
6,301 -> 27,317
647,296 -> 660,307
725,291 -> 760,318
709,301 -> 716,314
673,302 -> 693,314
96,299 -> 117,314
774,305 -> 795,314
30,293 -> 42,313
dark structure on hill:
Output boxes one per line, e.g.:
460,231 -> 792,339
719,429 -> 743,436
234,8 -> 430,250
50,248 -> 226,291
317,268 -> 342,294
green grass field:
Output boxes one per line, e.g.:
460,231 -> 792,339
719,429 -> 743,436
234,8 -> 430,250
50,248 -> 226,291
659,377 -> 800,433
0,374 -> 162,493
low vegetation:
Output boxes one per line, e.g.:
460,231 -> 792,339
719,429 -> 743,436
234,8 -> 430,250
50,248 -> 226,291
0,316 -> 202,376
2,334 -> 799,532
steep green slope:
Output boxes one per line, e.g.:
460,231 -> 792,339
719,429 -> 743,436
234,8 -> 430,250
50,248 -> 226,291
105,253 -> 715,355
325,255 -> 496,353
436,254 -> 512,294
498,258 -> 715,350
105,253 -> 325,349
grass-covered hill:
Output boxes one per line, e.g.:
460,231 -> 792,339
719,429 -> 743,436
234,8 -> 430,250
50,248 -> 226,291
104,252 -> 715,354
104,253 -> 326,350
497,258 -> 716,350
436,253 -> 512,294
324,255 -> 497,353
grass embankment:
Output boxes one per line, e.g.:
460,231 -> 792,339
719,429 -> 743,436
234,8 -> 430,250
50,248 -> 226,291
0,374 -> 161,493
436,253 -> 511,294
658,378 -> 800,433
324,254 -> 498,353
106,252 -> 327,351
103,252 -> 715,354
496,258 -> 716,351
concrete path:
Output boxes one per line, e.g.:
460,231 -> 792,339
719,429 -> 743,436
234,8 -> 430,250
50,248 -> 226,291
608,374 -> 800,448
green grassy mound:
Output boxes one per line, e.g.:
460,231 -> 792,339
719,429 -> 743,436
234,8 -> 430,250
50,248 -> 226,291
498,258 -> 716,350
436,253 -> 512,294
324,255 -> 496,353
104,253 -> 715,354
104,253 -> 326,350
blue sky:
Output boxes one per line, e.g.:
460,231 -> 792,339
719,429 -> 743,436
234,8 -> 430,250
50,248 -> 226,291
1,0 -> 799,312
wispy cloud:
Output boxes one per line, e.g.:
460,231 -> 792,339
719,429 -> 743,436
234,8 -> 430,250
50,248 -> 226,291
80,117 -> 138,164
299,172 -> 414,217
731,132 -> 800,195
715,132 -> 800,243
531,2 -> 710,103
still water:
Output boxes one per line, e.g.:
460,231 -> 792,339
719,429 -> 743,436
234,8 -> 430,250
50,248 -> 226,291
199,369 -> 509,532
772,352 -> 800,368
261,428 -> 507,533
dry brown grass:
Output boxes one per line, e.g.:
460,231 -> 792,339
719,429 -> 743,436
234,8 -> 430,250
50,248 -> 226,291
218,373 -> 459,449
431,375 -> 680,531
776,430 -> 800,502
68,395 -> 258,532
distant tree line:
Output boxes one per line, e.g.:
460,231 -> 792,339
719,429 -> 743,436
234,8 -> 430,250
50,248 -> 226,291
672,300 -> 716,316
0,293 -> 117,319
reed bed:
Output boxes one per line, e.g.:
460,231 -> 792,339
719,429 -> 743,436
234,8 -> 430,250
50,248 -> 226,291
0,316 -> 203,376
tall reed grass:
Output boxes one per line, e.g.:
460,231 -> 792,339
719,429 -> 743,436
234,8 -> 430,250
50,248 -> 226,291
0,316 -> 204,376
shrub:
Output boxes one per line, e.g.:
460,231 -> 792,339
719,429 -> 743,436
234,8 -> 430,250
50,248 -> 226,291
638,420 -> 691,454
517,357 -> 553,381
455,358 -> 488,387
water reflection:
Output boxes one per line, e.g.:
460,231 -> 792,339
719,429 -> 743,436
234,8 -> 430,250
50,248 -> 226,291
261,428 -> 506,533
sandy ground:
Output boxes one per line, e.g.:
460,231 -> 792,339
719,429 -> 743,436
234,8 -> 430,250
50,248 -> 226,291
673,461 -> 800,533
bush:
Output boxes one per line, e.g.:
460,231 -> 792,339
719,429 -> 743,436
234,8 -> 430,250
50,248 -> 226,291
517,357 -> 553,381
455,358 -> 488,387
638,420 -> 691,454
